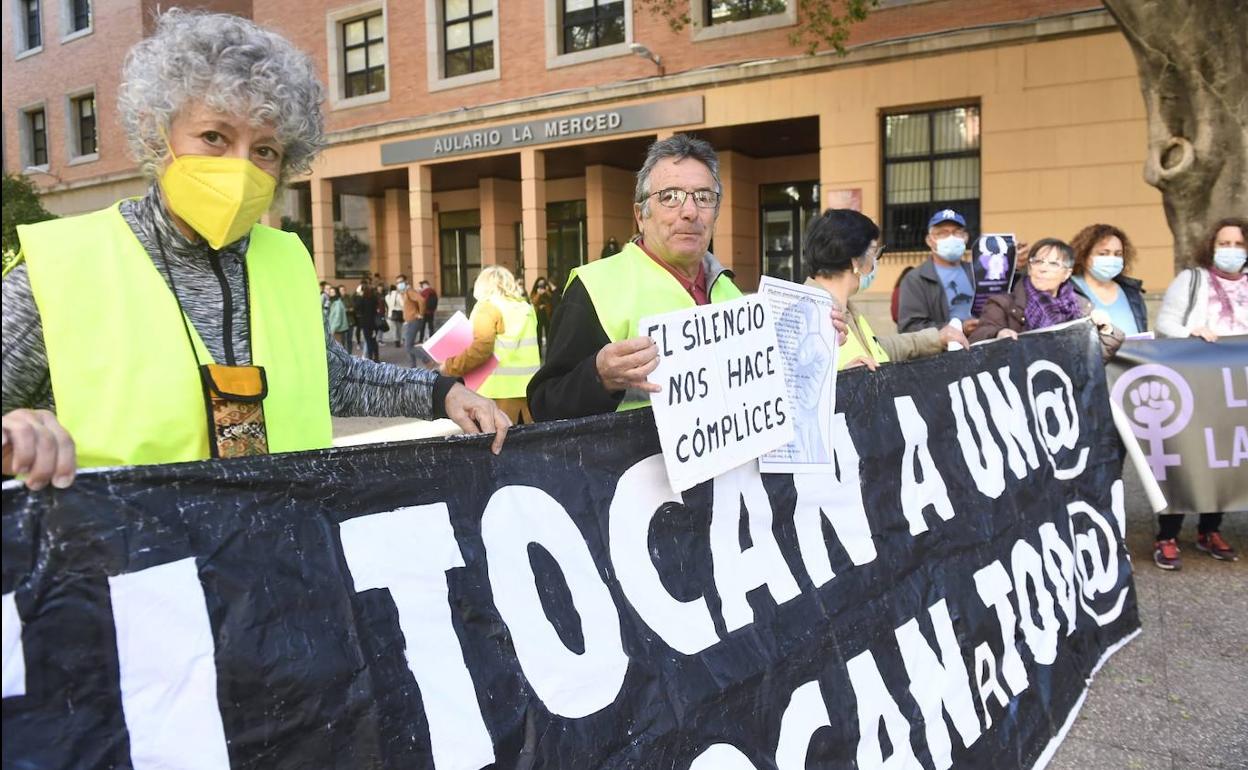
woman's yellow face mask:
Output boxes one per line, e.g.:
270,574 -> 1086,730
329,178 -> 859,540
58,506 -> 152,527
158,103 -> 283,249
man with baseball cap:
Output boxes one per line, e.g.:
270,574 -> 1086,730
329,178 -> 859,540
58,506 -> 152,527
897,208 -> 979,334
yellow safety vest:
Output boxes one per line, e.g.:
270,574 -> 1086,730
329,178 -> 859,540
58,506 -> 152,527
476,296 -> 540,400
571,242 -> 742,411
839,313 -> 891,370
19,201 -> 331,468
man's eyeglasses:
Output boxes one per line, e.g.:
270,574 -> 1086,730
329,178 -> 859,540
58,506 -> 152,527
644,188 -> 721,209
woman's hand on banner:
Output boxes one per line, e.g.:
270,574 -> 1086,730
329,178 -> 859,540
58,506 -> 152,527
443,386 -> 512,454
996,329 -> 1019,341
596,337 -> 662,394
1190,326 -> 1219,343
1,409 -> 77,490
842,355 -> 879,372
939,323 -> 971,350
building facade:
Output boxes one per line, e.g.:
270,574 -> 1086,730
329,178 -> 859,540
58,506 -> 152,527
4,0 -> 1168,321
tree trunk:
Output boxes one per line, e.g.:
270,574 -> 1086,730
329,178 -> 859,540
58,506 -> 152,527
1102,0 -> 1248,272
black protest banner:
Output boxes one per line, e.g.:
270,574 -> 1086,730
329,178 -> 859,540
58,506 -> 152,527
1107,334 -> 1248,515
2,323 -> 1139,770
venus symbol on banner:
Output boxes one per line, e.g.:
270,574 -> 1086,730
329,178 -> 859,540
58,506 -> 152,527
1108,364 -> 1195,480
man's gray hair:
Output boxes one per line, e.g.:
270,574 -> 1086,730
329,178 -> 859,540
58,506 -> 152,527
117,9 -> 326,187
634,135 -> 722,217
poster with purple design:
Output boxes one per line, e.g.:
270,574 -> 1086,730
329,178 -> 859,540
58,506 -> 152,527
971,233 -> 1017,316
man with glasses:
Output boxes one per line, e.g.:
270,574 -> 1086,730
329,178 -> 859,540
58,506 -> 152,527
897,208 -> 981,336
527,135 -> 743,420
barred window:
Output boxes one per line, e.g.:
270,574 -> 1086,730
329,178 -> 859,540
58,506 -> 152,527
74,94 -> 96,156
27,109 -> 48,166
882,105 -> 981,252
342,13 -> 386,98
707,0 -> 785,24
23,0 -> 42,49
70,0 -> 90,32
444,0 -> 494,77
562,0 -> 624,53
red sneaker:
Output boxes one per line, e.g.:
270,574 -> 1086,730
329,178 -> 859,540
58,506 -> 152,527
1153,539 -> 1181,570
1196,531 -> 1239,562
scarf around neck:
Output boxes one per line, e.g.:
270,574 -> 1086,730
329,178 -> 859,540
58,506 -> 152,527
1023,275 -> 1085,330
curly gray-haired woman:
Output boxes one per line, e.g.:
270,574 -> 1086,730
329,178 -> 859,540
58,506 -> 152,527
2,10 -> 509,489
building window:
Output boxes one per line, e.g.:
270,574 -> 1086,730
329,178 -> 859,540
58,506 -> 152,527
26,108 -> 48,167
22,0 -> 42,49
546,200 -> 587,287
759,182 -> 819,282
562,0 -> 624,53
342,12 -> 386,98
707,0 -> 785,24
881,104 -> 981,252
444,0 -> 494,77
69,0 -> 90,32
72,93 -> 96,156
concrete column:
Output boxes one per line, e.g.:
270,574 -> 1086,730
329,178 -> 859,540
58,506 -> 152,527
407,163 -> 437,286
585,165 -> 607,261
383,188 -> 407,279
479,177 -> 521,273
366,195 -> 387,279
310,177 -> 334,280
715,150 -> 759,290
586,164 -> 635,261
521,149 -> 548,282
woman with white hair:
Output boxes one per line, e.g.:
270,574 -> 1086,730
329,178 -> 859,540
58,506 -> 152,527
1,10 -> 509,489
443,266 -> 541,424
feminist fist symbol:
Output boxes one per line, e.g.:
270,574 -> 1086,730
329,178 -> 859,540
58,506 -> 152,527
1129,381 -> 1176,428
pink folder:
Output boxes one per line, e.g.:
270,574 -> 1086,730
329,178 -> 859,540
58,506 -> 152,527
422,311 -> 499,392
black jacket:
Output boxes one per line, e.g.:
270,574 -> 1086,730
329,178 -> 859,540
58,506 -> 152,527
1071,274 -> 1148,333
527,277 -> 621,420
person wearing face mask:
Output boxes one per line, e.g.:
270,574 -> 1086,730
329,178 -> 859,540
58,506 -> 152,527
1,10 -> 511,491
968,238 -> 1124,361
1155,217 -> 1248,343
896,209 -> 982,336
530,277 -> 555,357
803,209 -> 970,371
1068,224 -> 1148,336
386,280 -> 406,347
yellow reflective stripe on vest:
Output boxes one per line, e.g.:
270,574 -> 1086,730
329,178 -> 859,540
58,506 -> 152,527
20,202 -> 331,468
571,243 -> 742,411
476,296 -> 539,399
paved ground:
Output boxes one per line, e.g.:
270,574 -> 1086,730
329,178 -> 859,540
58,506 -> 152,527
335,335 -> 1248,770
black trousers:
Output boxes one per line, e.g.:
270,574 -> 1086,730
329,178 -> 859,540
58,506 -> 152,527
1156,512 -> 1223,541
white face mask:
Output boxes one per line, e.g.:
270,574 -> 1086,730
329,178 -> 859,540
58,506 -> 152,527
397,281 -> 408,290
935,235 -> 966,261
1213,247 -> 1247,273
1088,255 -> 1124,282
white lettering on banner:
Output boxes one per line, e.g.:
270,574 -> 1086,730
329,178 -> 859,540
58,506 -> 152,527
775,680 -> 832,770
1010,541 -> 1059,666
846,650 -> 921,770
895,599 -> 983,770
609,455 -> 720,655
1223,366 -> 1248,408
895,395 -> 956,535
108,558 -> 230,770
949,377 -> 1006,499
1206,425 -> 1248,468
976,366 -> 1042,478
482,486 -> 629,718
710,464 -> 802,633
2,592 -> 25,698
339,505 -> 495,770
972,642 -> 1010,730
1067,481 -> 1129,626
1026,360 -> 1088,480
688,743 -> 759,769
1038,522 -> 1079,637
792,414 -> 877,587
972,561 -> 1030,698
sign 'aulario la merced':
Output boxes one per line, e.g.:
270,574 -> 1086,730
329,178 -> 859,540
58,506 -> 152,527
2,322 -> 1139,770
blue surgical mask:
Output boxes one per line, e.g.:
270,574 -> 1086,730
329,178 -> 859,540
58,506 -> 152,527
855,258 -> 878,293
1213,247 -> 1247,273
1088,256 -> 1124,281
935,235 -> 966,262
397,281 -> 408,290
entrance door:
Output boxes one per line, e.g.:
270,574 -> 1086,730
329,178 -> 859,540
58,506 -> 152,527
439,209 -> 482,300
759,182 -> 820,283
547,200 -> 587,289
